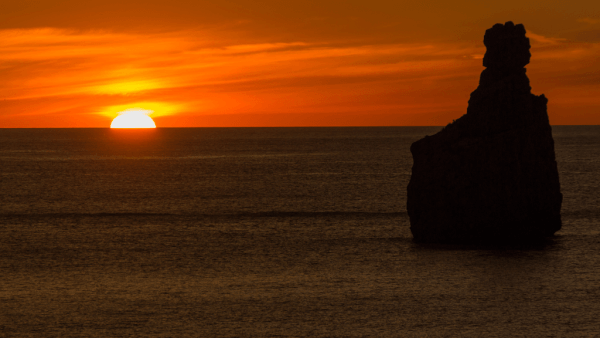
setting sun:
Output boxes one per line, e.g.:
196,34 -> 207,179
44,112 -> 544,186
110,109 -> 156,128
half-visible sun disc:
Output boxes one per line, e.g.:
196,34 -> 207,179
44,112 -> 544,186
111,110 -> 156,128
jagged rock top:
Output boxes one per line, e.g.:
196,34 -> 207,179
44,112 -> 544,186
476,22 -> 533,98
482,21 -> 531,71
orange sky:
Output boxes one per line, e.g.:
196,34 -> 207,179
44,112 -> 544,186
1,0 -> 599,127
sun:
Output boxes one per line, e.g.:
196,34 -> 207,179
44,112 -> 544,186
110,109 -> 156,128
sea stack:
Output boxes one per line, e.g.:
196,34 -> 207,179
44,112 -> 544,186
407,22 -> 562,244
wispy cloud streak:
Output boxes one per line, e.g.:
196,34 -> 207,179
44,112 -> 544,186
1,27 -> 599,126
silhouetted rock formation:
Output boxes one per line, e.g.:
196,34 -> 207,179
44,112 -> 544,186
407,22 -> 562,244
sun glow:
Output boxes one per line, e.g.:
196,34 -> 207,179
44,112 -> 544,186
110,109 -> 156,128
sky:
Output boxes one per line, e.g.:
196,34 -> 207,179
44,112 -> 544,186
1,0 -> 599,127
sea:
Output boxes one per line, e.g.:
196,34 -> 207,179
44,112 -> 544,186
0,126 -> 599,337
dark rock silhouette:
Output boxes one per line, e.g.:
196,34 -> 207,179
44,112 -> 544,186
407,22 -> 562,244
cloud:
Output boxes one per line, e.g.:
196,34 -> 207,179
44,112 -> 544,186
0,27 -> 483,120
527,31 -> 567,45
2,25 -> 600,126
577,17 -> 600,25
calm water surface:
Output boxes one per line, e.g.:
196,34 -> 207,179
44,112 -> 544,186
1,127 -> 599,337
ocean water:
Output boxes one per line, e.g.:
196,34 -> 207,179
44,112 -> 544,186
0,126 -> 599,337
